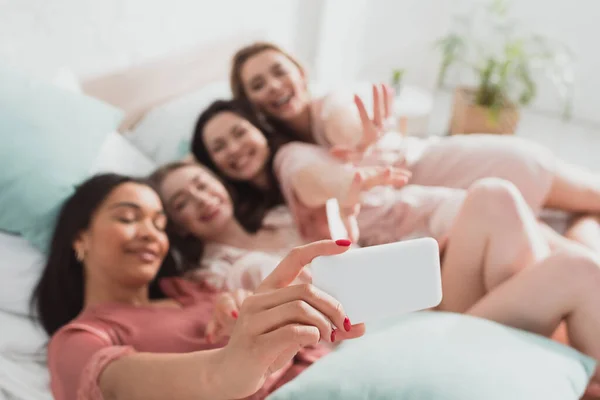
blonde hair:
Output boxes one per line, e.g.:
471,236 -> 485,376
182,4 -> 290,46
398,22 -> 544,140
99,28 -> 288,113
230,42 -> 305,103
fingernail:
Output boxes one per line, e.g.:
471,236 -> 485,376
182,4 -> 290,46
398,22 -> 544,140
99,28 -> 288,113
231,310 -> 239,319
330,329 -> 337,343
335,239 -> 352,247
344,317 -> 351,332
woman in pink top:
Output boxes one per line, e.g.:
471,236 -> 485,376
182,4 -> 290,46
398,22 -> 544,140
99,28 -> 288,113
191,100 -> 579,254
229,42 -> 600,240
32,173 -> 367,400
149,161 -> 316,292
190,101 -> 600,318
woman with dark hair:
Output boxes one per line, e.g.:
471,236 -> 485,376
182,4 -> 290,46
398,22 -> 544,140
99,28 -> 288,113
191,98 -> 412,243
191,99 -> 287,234
32,172 -> 364,400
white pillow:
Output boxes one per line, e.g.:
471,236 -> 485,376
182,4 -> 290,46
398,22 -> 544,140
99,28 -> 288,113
126,81 -> 231,165
89,131 -> 157,176
51,67 -> 82,94
0,232 -> 44,316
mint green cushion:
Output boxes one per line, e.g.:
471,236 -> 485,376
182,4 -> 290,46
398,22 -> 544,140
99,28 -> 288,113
269,312 -> 596,400
0,64 -> 123,252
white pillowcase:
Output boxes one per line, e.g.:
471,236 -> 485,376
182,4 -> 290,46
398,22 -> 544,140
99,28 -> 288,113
89,131 -> 157,176
125,81 -> 231,165
0,232 -> 45,316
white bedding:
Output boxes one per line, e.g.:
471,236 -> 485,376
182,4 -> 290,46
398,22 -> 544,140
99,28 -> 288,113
0,310 -> 51,400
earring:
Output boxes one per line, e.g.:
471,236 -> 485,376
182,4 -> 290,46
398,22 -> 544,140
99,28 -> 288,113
75,248 -> 85,263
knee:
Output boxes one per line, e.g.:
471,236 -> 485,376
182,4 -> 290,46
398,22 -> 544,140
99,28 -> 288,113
548,247 -> 600,286
465,178 -> 525,217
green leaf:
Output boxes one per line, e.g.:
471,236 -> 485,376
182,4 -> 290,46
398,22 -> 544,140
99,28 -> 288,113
434,34 -> 466,87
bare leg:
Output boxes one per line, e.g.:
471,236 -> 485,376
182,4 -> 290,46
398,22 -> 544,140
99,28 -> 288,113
438,178 -> 550,313
467,247 -> 600,366
565,215 -> 600,253
545,161 -> 600,213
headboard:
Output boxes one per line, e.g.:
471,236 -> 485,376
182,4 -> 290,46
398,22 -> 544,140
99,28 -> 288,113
81,31 -> 264,131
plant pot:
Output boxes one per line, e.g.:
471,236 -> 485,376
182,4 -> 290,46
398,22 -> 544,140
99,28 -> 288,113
449,87 -> 520,135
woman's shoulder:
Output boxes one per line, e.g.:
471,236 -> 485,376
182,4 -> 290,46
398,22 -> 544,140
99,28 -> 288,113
49,307 -> 127,350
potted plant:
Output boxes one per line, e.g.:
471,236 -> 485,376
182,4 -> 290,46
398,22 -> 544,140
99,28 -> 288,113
390,68 -> 406,95
435,0 -> 575,135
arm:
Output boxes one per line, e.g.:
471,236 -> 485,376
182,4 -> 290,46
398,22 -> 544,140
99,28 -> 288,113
275,143 -> 409,210
319,92 -> 363,148
100,349 -> 225,400
50,327 -> 228,400
320,84 -> 396,155
54,242 -> 366,400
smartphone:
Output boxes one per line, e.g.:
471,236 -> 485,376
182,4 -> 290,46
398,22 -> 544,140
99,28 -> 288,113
310,237 -> 443,324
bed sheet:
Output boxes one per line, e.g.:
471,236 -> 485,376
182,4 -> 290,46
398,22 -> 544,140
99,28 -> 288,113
0,310 -> 51,400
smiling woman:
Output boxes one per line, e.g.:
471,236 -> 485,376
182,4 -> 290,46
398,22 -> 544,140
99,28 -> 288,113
149,161 -> 306,290
192,100 -> 287,233
30,172 -> 364,400
32,174 -> 179,336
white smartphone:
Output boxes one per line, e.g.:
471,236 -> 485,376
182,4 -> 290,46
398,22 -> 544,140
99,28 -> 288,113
326,198 -> 349,240
310,237 -> 443,324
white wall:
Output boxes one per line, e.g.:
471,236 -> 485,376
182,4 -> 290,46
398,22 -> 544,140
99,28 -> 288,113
506,0 -> 600,124
2,0 -> 597,124
356,0 -> 455,91
353,0 -> 600,124
0,0 -> 305,81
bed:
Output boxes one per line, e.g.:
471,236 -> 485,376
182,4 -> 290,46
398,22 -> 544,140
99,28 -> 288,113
0,30 -> 593,400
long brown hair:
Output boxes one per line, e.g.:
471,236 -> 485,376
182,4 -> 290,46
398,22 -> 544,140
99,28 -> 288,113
230,41 -> 305,104
31,174 -> 180,336
230,42 -> 309,144
191,100 -> 287,234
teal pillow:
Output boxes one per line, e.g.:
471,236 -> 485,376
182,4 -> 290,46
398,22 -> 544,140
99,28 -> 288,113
269,312 -> 596,400
0,64 -> 123,252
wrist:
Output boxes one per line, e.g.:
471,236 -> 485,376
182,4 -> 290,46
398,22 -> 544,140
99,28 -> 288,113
196,348 -> 229,400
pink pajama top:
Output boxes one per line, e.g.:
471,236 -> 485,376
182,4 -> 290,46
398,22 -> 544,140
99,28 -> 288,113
310,92 -> 555,215
189,206 -> 306,291
273,141 -> 465,247
47,277 -> 329,400
272,92 -> 556,246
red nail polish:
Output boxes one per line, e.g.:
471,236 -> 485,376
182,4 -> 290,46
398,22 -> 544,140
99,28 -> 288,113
343,317 -> 351,332
231,310 -> 239,319
330,329 -> 337,342
335,239 -> 351,247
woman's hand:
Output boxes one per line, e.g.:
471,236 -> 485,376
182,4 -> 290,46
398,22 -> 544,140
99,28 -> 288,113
330,83 -> 396,163
342,165 -> 412,207
214,240 -> 366,399
205,289 -> 252,344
